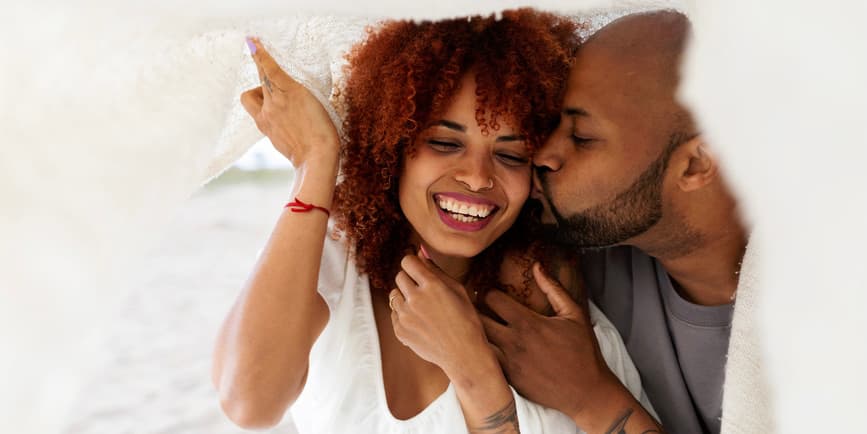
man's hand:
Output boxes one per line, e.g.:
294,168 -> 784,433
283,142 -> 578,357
482,263 -> 663,433
481,262 -> 609,416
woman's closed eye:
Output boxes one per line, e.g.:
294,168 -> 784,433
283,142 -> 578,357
495,152 -> 530,167
428,139 -> 462,152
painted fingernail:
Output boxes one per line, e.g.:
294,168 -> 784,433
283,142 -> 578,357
419,244 -> 430,259
245,37 -> 257,55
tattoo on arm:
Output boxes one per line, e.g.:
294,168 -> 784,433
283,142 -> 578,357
469,400 -> 520,434
604,408 -> 661,434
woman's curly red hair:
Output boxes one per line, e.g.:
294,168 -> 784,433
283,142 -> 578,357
333,9 -> 582,294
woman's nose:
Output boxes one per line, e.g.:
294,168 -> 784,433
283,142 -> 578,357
454,154 -> 494,191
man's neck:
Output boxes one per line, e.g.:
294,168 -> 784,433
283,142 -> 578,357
640,206 -> 749,306
656,227 -> 747,306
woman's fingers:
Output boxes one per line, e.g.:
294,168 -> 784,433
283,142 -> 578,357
400,254 -> 468,301
240,87 -> 264,115
246,37 -> 266,84
388,288 -> 406,313
246,37 -> 296,96
394,271 -> 418,300
240,87 -> 266,131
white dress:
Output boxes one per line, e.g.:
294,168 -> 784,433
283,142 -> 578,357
288,225 -> 656,433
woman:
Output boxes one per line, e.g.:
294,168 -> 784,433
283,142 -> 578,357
213,10 -> 650,433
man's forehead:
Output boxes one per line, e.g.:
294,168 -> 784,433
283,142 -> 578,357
562,46 -> 631,114
562,11 -> 689,114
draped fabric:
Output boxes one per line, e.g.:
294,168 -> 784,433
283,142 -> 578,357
2,0 -> 866,433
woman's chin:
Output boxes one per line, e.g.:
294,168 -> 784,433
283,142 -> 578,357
423,241 -> 486,261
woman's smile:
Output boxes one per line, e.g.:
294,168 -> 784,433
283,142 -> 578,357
433,192 -> 500,231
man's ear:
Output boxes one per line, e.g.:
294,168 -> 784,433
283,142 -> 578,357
674,136 -> 718,192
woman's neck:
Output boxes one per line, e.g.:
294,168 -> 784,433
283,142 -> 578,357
426,249 -> 472,283
410,237 -> 472,284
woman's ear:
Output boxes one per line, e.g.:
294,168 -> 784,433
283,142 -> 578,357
674,136 -> 718,192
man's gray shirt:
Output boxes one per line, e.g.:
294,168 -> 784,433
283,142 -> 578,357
582,246 -> 734,434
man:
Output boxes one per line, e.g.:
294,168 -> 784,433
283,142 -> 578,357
480,11 -> 752,434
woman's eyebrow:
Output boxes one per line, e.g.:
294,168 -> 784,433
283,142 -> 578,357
496,134 -> 526,142
433,119 -> 466,132
431,120 -> 523,142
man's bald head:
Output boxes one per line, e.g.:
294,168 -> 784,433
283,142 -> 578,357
587,11 -> 689,87
579,10 -> 695,140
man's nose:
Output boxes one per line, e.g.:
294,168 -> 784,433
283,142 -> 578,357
533,133 -> 564,173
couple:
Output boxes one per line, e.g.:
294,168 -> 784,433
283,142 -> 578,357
213,8 -> 749,434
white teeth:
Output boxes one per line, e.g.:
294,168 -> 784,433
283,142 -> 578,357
437,197 -> 494,218
450,212 -> 479,223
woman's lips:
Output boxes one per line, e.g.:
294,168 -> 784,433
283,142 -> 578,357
435,205 -> 495,231
432,192 -> 500,232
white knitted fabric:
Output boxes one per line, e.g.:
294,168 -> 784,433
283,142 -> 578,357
721,236 -> 774,434
4,1 -> 866,434
201,15 -> 374,183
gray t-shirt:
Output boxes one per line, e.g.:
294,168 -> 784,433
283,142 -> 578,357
582,246 -> 734,434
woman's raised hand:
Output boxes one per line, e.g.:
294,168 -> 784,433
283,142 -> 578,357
241,37 -> 340,168
389,253 -> 494,378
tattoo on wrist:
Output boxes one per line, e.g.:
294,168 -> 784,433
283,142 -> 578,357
604,408 -> 661,434
469,400 -> 520,434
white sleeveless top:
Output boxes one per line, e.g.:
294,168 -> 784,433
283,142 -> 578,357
287,226 -> 655,433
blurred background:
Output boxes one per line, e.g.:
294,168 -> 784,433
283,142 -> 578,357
60,142 -> 299,434
2,1 -> 865,433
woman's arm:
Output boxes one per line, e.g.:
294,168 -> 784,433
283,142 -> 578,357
391,255 -> 520,433
450,355 -> 520,434
211,38 -> 340,430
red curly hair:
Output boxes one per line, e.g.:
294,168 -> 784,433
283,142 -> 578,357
333,9 -> 582,294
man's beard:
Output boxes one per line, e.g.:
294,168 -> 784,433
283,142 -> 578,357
538,137 -> 679,250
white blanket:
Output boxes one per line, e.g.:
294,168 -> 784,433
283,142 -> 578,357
2,1 -> 866,433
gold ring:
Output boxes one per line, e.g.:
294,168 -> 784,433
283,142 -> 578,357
389,293 -> 400,311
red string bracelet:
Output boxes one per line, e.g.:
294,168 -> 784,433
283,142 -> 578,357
285,197 -> 330,217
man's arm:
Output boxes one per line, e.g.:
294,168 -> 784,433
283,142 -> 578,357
481,263 -> 664,434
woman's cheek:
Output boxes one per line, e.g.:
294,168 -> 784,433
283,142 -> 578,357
502,171 -> 532,214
